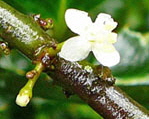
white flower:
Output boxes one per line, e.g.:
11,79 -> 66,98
59,9 -> 120,67
16,94 -> 30,107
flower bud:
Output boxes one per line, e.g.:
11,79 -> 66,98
16,94 -> 30,107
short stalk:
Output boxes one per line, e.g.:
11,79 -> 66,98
16,62 -> 44,107
48,42 -> 64,56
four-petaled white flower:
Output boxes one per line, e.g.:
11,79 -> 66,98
59,9 -> 120,67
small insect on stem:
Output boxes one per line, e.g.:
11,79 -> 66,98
97,65 -> 115,85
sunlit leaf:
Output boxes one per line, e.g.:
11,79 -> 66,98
113,27 -> 149,77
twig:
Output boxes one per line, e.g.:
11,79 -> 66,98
0,1 -> 149,118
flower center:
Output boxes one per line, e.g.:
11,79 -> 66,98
82,24 -> 117,46
83,25 -> 104,43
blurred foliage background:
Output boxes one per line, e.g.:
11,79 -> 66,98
0,0 -> 149,119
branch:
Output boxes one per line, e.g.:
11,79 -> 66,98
0,1 -> 149,118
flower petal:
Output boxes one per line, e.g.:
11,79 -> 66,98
65,9 -> 92,35
107,32 -> 117,44
95,13 -> 117,31
59,36 -> 91,61
92,44 -> 120,66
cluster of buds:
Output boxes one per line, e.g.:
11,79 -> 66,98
0,42 -> 10,55
33,14 -> 53,30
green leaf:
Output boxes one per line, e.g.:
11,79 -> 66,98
0,50 -> 32,75
111,27 -> 149,85
112,27 -> 149,76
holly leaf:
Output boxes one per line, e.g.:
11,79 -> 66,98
112,27 -> 149,85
